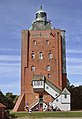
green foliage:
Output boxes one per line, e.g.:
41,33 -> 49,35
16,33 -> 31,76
0,90 -> 8,107
0,90 -> 19,109
68,85 -> 82,110
5,92 -> 19,109
9,113 -> 17,118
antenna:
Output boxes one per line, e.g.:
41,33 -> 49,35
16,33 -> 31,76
40,5 -> 42,10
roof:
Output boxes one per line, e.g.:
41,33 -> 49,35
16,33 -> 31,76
0,103 -> 6,108
36,6 -> 46,14
61,88 -> 70,95
36,9 -> 45,14
29,21 -> 52,30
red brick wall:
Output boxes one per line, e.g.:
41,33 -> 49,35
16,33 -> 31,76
21,29 -> 67,107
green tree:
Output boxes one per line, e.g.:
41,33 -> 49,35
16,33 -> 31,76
5,92 -> 19,109
0,90 -> 8,107
68,85 -> 82,110
0,90 -> 19,109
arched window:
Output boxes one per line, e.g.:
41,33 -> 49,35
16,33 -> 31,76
33,40 -> 36,45
46,65 -> 50,71
39,52 -> 43,59
31,53 -> 35,59
48,74 -> 50,78
46,40 -> 49,45
48,53 -> 53,59
31,66 -> 35,71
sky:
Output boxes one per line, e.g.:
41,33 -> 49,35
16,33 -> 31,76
0,0 -> 82,95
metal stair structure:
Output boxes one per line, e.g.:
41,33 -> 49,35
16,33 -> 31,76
32,75 -> 71,111
45,79 -> 61,99
29,99 -> 39,110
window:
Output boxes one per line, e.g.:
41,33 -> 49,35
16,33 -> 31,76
39,52 -> 43,59
48,53 -> 53,59
46,40 -> 49,45
34,81 -> 39,86
31,53 -> 35,59
65,94 -> 67,98
56,99 -> 58,102
55,94 -> 58,96
39,95 -> 43,103
31,66 -> 35,71
33,40 -> 36,45
34,81 -> 43,86
48,74 -> 50,78
46,65 -> 50,71
36,12 -> 46,18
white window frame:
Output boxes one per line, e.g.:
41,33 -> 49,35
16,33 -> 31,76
33,40 -> 36,45
48,74 -> 50,78
46,65 -> 50,71
31,53 -> 35,59
39,52 -> 43,59
31,66 -> 35,71
48,53 -> 53,59
46,40 -> 49,45
34,80 -> 43,86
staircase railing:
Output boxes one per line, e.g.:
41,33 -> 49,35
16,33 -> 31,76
29,98 -> 39,109
45,79 -> 61,94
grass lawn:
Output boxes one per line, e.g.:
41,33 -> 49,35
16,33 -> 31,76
10,111 -> 82,118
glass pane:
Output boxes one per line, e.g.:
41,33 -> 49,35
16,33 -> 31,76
33,40 -> 36,45
31,66 -> 35,71
48,53 -> 53,59
46,40 -> 49,45
31,53 -> 35,59
39,52 -> 43,59
46,65 -> 50,71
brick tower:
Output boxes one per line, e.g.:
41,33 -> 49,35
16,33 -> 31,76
13,7 -> 71,112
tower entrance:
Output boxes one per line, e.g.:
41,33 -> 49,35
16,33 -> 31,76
39,95 -> 43,111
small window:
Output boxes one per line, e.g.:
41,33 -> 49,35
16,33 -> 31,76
65,94 -> 67,98
46,65 -> 50,71
33,40 -> 36,45
48,53 -> 53,59
34,81 -> 39,86
34,81 -> 43,86
31,66 -> 35,71
31,53 -> 35,59
56,99 -> 58,102
48,74 -> 50,78
46,40 -> 49,45
39,52 -> 43,59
